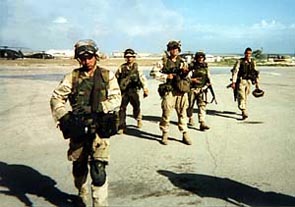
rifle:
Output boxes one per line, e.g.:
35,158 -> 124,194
204,84 -> 217,104
226,78 -> 239,102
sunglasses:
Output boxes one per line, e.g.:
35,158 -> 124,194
79,54 -> 94,60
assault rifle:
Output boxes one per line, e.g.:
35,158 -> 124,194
204,84 -> 217,104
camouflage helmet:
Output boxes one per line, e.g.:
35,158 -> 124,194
167,40 -> 181,52
124,48 -> 136,57
194,51 -> 206,60
252,88 -> 264,98
74,39 -> 98,59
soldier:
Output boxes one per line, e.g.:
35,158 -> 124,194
50,39 -> 121,207
187,51 -> 211,131
115,48 -> 149,134
231,47 -> 260,120
158,40 -> 192,145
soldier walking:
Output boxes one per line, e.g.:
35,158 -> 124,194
231,47 -> 260,119
50,39 -> 121,207
115,49 -> 149,134
187,51 -> 211,131
158,40 -> 192,145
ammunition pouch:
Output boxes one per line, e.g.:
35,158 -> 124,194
119,77 -> 131,92
175,75 -> 191,93
59,112 -> 96,142
95,112 -> 118,138
158,82 -> 173,97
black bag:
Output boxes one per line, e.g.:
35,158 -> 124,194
95,112 -> 118,138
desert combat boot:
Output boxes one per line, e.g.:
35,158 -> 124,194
161,132 -> 168,145
241,110 -> 248,120
137,119 -> 143,128
182,132 -> 192,145
200,121 -> 210,131
188,117 -> 195,126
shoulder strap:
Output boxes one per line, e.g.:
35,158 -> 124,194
71,68 -> 80,96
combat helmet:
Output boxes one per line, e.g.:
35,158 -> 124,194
124,48 -> 137,58
74,39 -> 98,59
167,40 -> 181,52
194,51 -> 206,60
252,88 -> 264,98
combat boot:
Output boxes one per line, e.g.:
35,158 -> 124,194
241,110 -> 248,120
161,132 -> 168,145
188,117 -> 195,126
200,121 -> 210,131
117,127 -> 126,135
137,119 -> 143,128
76,186 -> 88,207
182,132 -> 192,145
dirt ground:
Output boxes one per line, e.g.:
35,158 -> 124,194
0,60 -> 295,207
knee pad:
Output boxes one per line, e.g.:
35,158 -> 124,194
73,161 -> 88,177
90,160 -> 106,186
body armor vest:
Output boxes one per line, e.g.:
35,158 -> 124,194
190,63 -> 209,88
69,67 -> 109,114
118,62 -> 142,90
238,58 -> 255,80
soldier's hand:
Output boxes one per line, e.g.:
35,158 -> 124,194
192,77 -> 201,84
167,74 -> 174,80
143,89 -> 149,98
231,82 -> 236,89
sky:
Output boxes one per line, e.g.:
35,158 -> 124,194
1,0 -> 295,54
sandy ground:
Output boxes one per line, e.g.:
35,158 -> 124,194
0,63 -> 295,207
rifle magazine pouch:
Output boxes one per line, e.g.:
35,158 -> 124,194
96,112 -> 118,138
175,76 -> 191,93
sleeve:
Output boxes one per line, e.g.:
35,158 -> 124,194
115,66 -> 122,79
101,71 -> 122,113
50,73 -> 73,122
231,59 -> 240,83
138,67 -> 148,90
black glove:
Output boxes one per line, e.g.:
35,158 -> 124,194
58,113 -> 72,139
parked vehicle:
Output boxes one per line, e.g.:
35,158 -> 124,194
0,48 -> 23,59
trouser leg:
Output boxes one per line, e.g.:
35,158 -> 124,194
73,160 -> 89,206
91,179 -> 108,207
119,93 -> 130,129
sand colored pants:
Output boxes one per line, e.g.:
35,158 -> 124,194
70,134 -> 110,206
159,91 -> 188,133
119,89 -> 142,129
187,88 -> 206,123
237,79 -> 251,111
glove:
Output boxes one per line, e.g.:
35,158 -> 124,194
58,113 -> 72,139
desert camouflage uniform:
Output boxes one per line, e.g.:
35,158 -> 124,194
232,58 -> 258,116
115,62 -> 148,131
159,55 -> 191,144
187,62 -> 211,126
50,64 -> 121,206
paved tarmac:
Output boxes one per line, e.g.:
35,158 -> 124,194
0,65 -> 295,207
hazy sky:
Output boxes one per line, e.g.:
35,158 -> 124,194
1,0 -> 295,54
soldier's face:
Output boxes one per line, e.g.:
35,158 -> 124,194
245,51 -> 252,60
169,48 -> 179,57
126,56 -> 135,64
197,56 -> 204,63
80,55 -> 96,70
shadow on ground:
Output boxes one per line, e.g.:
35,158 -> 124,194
206,109 -> 240,120
0,161 -> 76,207
158,170 -> 295,206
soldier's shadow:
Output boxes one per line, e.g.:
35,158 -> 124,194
124,125 -> 162,143
158,170 -> 295,206
205,109 -> 240,120
0,161 -> 76,207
